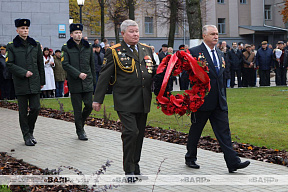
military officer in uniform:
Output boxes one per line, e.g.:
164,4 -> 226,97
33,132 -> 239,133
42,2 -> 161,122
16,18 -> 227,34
61,23 -> 96,141
6,19 -> 45,146
93,20 -> 156,179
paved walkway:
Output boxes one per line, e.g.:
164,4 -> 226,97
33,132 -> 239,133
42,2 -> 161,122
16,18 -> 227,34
0,107 -> 287,192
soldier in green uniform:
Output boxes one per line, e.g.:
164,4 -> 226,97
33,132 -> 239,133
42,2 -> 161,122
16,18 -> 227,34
93,20 -> 156,179
6,19 -> 45,146
61,23 -> 96,141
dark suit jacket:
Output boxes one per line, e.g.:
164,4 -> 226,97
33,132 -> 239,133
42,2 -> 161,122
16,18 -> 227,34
188,42 -> 228,111
158,51 -> 168,63
93,40 -> 156,113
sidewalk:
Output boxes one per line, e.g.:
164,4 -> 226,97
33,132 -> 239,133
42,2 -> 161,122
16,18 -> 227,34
0,107 -> 287,192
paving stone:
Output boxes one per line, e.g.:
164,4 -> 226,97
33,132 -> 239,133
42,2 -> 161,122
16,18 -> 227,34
0,107 -> 287,191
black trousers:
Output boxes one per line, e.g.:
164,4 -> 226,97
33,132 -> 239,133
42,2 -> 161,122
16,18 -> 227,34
185,108 -> 240,169
117,111 -> 147,173
70,92 -> 93,135
242,68 -> 255,87
230,69 -> 242,87
275,68 -> 287,85
17,94 -> 41,141
259,69 -> 270,86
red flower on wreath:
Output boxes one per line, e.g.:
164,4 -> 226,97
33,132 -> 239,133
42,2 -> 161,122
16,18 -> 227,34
156,51 -> 210,116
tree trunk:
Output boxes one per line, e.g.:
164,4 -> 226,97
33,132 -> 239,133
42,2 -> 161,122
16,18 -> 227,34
115,24 -> 120,43
168,0 -> 178,48
99,0 -> 105,41
186,0 -> 202,39
128,0 -> 135,20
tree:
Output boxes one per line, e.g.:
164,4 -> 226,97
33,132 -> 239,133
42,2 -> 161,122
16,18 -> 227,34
155,0 -> 185,48
280,1 -> 288,23
107,0 -> 129,43
127,0 -> 135,20
69,0 -> 101,36
186,0 -> 202,39
167,0 -> 179,47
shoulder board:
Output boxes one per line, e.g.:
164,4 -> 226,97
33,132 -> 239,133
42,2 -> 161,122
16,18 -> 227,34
63,44 -> 67,45
140,43 -> 150,48
36,40 -> 39,42
89,43 -> 91,44
110,43 -> 121,49
8,41 -> 13,44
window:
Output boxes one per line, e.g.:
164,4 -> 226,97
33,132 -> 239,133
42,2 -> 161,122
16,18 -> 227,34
218,18 -> 226,34
240,0 -> 246,4
145,17 -> 153,34
217,0 -> 224,3
265,5 -> 272,20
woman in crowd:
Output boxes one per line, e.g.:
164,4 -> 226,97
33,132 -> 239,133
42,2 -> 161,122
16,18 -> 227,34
41,47 -> 56,98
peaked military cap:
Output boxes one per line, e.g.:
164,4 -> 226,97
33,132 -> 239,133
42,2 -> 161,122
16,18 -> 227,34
15,18 -> 30,27
0,44 -> 6,50
70,23 -> 83,33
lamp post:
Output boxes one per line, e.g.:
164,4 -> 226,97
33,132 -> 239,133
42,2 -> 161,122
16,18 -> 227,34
77,0 -> 85,24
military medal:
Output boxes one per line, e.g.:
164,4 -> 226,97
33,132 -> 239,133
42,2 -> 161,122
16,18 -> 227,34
121,58 -> 124,61
118,52 -> 122,55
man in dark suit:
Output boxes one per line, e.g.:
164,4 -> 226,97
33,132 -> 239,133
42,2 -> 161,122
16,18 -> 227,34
93,20 -> 156,180
228,42 -> 243,88
158,44 -> 168,63
186,25 -> 250,173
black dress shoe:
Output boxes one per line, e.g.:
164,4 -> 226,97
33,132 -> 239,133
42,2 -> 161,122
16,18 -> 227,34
229,161 -> 250,173
185,161 -> 200,169
125,172 -> 138,183
31,137 -> 37,144
25,139 -> 35,146
78,133 -> 88,141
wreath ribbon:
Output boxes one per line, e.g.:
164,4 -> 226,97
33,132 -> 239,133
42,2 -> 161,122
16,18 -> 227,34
155,51 -> 211,116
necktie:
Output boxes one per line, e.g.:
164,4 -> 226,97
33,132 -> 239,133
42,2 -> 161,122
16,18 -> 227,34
211,50 -> 219,74
130,45 -> 138,58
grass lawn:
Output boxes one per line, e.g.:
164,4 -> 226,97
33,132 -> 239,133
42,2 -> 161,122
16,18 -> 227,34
38,86 -> 288,150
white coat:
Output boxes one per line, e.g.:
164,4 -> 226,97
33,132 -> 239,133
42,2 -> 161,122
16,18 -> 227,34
41,55 -> 56,90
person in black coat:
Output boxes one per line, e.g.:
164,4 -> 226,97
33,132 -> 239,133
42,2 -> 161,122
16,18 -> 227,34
186,25 -> 250,173
220,46 -> 231,88
158,44 -> 168,63
228,42 -> 243,88
92,44 -> 104,90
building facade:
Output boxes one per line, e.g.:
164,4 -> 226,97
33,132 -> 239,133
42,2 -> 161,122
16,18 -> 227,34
202,0 -> 288,47
0,0 -> 70,51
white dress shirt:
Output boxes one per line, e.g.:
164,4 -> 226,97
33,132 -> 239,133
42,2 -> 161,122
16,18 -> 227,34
203,42 -> 220,70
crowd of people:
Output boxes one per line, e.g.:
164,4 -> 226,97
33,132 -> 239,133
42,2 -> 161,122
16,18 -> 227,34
218,40 -> 288,88
2,35 -> 287,100
3,18 -> 254,180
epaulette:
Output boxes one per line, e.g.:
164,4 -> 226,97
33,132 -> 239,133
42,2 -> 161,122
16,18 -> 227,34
63,43 -> 67,45
8,41 -> 13,44
110,43 -> 121,49
89,43 -> 91,44
140,43 -> 150,48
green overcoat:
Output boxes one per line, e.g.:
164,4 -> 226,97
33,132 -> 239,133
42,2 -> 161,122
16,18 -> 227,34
61,38 -> 96,93
6,35 -> 45,96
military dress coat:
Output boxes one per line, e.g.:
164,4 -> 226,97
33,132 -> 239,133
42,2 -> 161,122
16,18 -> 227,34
61,38 -> 96,93
94,40 -> 156,113
6,35 -> 45,96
